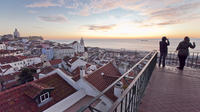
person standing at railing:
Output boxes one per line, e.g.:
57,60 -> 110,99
176,36 -> 196,70
159,36 -> 170,67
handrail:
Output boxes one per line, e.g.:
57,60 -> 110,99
77,51 -> 158,112
158,52 -> 200,69
109,51 -> 157,111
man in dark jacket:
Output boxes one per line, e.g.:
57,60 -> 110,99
159,36 -> 170,67
176,36 -> 195,70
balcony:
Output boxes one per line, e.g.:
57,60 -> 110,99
139,52 -> 200,112
77,51 -> 200,112
139,66 -> 200,112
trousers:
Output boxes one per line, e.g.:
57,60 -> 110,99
159,52 -> 167,67
178,55 -> 187,69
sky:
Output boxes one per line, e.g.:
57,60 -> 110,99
0,0 -> 200,39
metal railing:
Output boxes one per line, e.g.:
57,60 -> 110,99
77,51 -> 158,112
158,52 -> 200,69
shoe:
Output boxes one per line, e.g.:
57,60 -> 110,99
162,65 -> 165,68
176,67 -> 183,70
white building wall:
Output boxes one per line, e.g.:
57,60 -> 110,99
77,79 -> 99,97
44,89 -> 86,112
0,44 -> 6,50
71,42 -> 84,53
1,57 -> 41,72
77,78 -> 113,110
48,69 -> 80,90
54,48 -> 75,59
1,68 -> 16,75
71,59 -> 87,72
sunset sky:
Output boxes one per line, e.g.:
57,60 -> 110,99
0,0 -> 200,39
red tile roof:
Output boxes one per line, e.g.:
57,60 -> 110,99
60,68 -> 73,76
16,56 -> 28,60
0,50 -> 22,55
0,64 -> 12,69
40,67 -> 55,74
34,62 -> 43,68
0,72 -> 20,82
0,73 -> 77,112
72,67 -> 80,75
85,62 -> 121,102
72,74 -> 80,81
24,82 -> 53,99
0,56 -> 35,64
63,56 -> 71,63
0,56 -> 19,64
49,59 -> 62,65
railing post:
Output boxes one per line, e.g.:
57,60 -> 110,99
196,53 -> 199,68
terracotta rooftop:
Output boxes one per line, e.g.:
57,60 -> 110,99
0,56 -> 36,64
72,67 -> 80,75
64,56 -> 78,64
49,59 -> 62,66
0,64 -> 12,70
0,73 -> 77,112
24,82 -> 54,99
85,61 -> 121,102
0,72 -> 20,82
0,50 -> 21,54
0,56 -> 19,64
40,66 -> 55,74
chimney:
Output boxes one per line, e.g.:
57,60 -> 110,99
111,60 -> 117,68
80,66 -> 86,78
114,81 -> 123,98
123,63 -> 127,73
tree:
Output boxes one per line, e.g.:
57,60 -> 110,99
0,77 -> 5,91
18,68 -> 36,85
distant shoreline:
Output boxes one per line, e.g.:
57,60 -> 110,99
51,38 -> 200,53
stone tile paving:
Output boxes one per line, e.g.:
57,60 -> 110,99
139,66 -> 200,112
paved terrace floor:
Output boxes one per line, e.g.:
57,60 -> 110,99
139,66 -> 200,112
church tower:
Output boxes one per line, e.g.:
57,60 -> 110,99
14,28 -> 20,38
80,37 -> 85,46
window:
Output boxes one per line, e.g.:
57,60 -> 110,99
40,92 -> 49,102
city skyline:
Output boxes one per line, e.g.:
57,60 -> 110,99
0,0 -> 200,39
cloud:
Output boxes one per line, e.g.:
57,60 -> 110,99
38,15 -> 68,23
142,20 -> 181,27
28,10 -> 38,14
26,0 -> 200,26
26,1 -> 60,8
84,24 -> 116,31
141,2 -> 200,26
150,2 -> 200,18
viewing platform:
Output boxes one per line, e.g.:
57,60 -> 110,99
139,66 -> 200,112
